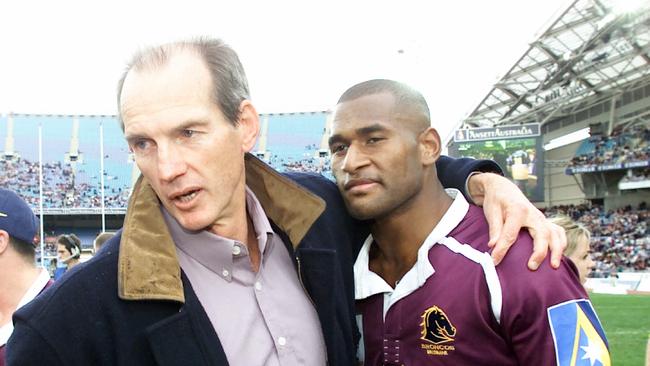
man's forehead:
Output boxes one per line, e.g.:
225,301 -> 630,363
335,92 -> 395,113
121,51 -> 208,95
333,97 -> 422,127
120,53 -> 212,121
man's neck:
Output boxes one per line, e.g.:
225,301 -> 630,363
205,185 -> 261,272
205,182 -> 250,243
0,261 -> 41,326
67,258 -> 80,269
369,182 -> 453,288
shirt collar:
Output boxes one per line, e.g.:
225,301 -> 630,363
354,189 -> 470,300
244,186 -> 274,241
0,268 -> 50,347
117,153 -> 327,303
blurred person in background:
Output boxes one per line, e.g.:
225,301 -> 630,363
93,232 -> 114,254
0,189 -> 52,366
53,234 -> 81,280
550,215 -> 595,285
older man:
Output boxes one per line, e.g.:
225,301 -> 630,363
8,38 -> 563,366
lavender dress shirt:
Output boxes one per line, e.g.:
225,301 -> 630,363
163,186 -> 327,365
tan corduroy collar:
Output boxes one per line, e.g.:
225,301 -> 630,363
117,153 -> 326,303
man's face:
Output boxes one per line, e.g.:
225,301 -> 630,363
120,52 -> 252,233
57,244 -> 70,261
329,92 -> 426,220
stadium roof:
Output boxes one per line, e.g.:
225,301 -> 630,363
462,0 -> 650,128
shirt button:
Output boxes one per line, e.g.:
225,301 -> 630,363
254,282 -> 263,291
222,269 -> 230,277
232,245 -> 242,255
278,337 -> 287,346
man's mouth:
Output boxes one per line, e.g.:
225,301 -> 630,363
177,190 -> 199,202
344,179 -> 379,193
170,188 -> 202,204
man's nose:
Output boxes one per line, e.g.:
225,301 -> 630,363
341,144 -> 369,174
157,143 -> 187,182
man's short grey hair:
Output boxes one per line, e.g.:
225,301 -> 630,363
117,37 -> 250,127
337,79 -> 431,124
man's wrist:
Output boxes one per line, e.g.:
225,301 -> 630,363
465,171 -> 485,205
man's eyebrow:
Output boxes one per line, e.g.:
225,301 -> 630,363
124,132 -> 145,144
124,119 -> 210,141
328,123 -> 388,147
356,123 -> 387,136
175,119 -> 210,131
328,134 -> 344,147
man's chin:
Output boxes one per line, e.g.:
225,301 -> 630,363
346,205 -> 379,221
173,212 -> 209,233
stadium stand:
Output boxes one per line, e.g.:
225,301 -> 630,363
446,0 -> 650,289
568,124 -> 650,169
544,203 -> 649,276
260,111 -> 332,176
0,114 -> 133,212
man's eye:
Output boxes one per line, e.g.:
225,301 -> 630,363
182,129 -> 195,138
331,144 -> 348,155
133,140 -> 149,151
367,137 -> 384,144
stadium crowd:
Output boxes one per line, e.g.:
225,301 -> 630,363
0,158 -> 130,209
568,124 -> 650,168
545,203 -> 650,277
266,155 -> 333,175
620,168 -> 650,183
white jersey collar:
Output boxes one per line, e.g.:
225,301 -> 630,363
354,189 -> 470,312
0,269 -> 50,347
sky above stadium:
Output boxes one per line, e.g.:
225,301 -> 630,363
0,0 -> 568,142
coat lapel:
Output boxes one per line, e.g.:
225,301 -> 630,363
145,273 -> 229,366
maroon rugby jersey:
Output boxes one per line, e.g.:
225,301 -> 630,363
356,199 -> 595,365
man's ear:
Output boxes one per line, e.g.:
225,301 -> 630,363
0,230 -> 9,255
419,127 -> 442,166
237,100 -> 260,153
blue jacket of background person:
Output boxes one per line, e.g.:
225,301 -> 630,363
6,154 -> 499,366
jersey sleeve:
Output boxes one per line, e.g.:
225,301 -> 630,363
498,242 -> 610,366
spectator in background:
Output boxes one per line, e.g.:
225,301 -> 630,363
0,188 -> 52,366
93,232 -> 114,254
54,234 -> 81,280
545,203 -> 649,275
549,215 -> 595,285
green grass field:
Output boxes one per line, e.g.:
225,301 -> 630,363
590,293 -> 650,366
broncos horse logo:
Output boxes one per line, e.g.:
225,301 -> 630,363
420,305 -> 457,344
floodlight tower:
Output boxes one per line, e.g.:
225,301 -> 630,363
3,114 -> 17,161
65,117 -> 83,164
254,115 -> 270,161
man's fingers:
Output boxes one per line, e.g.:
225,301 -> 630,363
486,203 -> 504,248
491,211 -> 522,265
528,219 -> 551,271
548,223 -> 567,269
